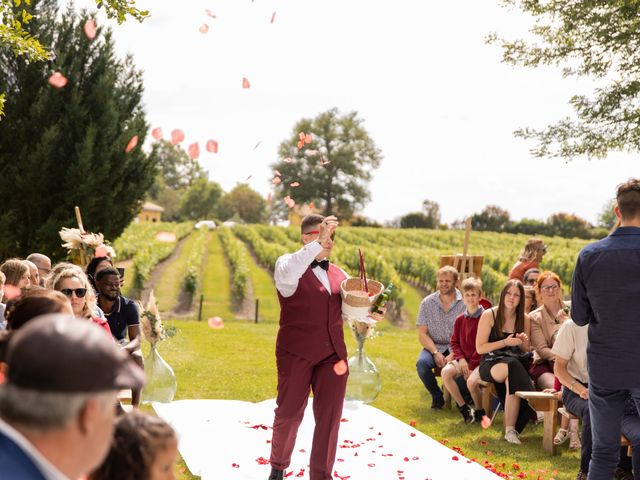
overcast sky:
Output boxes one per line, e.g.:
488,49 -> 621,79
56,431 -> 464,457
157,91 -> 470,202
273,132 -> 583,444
72,0 -> 638,225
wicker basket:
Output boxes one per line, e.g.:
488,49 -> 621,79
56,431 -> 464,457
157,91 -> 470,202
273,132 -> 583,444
340,278 -> 384,320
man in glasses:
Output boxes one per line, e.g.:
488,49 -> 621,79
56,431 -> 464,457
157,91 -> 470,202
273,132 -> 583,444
523,268 -> 540,287
268,214 -> 347,480
95,266 -> 143,407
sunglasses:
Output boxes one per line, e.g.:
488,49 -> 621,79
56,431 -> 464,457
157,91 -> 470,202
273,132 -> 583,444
60,288 -> 87,298
303,230 -> 335,241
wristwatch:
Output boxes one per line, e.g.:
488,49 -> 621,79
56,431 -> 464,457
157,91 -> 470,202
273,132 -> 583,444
432,349 -> 438,355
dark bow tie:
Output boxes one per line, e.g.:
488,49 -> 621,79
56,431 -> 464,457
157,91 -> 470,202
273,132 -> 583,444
310,259 -> 330,271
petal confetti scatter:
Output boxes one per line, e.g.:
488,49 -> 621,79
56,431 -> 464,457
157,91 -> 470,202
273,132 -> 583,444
270,11 -> 276,23
205,9 -> 216,18
208,316 -> 224,329
171,129 -> 185,145
188,142 -> 200,160
83,19 -> 97,40
242,77 -> 251,88
305,133 -> 313,143
199,24 -> 209,34
3,285 -> 21,301
274,170 -> 281,177
271,177 -> 281,185
290,182 -> 300,187
48,72 -> 68,88
206,139 -> 219,153
151,127 -> 163,140
125,135 -> 139,153
253,141 -> 261,150
284,196 -> 295,208
283,157 -> 293,163
333,360 -> 347,376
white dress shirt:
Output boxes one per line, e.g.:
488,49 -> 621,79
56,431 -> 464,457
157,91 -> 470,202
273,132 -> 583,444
275,241 -> 337,297
0,417 -> 69,480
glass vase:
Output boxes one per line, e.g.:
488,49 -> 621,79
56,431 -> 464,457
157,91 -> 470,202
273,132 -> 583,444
141,343 -> 177,404
345,338 -> 381,403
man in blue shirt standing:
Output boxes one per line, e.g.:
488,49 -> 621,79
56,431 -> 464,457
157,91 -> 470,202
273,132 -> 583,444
571,178 -> 640,480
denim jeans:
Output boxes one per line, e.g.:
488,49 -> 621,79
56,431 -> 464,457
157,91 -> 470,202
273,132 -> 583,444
588,383 -> 640,480
416,349 -> 444,401
621,411 -> 640,480
563,386 -> 591,473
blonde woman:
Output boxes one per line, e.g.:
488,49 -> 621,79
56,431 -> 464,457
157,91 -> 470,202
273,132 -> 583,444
52,268 -> 110,335
509,239 -> 547,281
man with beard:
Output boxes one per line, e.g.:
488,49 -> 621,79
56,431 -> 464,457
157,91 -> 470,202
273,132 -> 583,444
95,267 -> 143,407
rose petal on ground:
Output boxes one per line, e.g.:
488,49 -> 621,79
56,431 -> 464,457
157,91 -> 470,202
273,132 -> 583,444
206,139 -> 218,153
48,72 -> 68,88
125,135 -> 139,153
199,24 -> 209,34
188,142 -> 200,160
270,11 -> 276,23
290,182 -> 300,187
83,19 -> 97,40
271,177 -> 281,185
333,360 -> 347,376
171,129 -> 185,145
242,77 -> 251,88
3,285 -> 22,300
151,127 -> 163,140
208,316 -> 224,329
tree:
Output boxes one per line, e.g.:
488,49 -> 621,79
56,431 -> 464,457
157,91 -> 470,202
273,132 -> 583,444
0,0 -> 148,116
400,212 -> 434,229
547,212 -> 592,239
217,184 -> 267,224
507,218 -> 550,236
598,198 -> 618,229
271,108 -> 383,219
471,205 -> 511,232
178,178 -> 223,221
489,1 -> 640,159
0,1 -> 156,258
422,199 -> 441,227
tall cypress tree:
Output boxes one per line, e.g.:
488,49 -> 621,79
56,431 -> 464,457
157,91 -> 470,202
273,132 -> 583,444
0,0 -> 156,258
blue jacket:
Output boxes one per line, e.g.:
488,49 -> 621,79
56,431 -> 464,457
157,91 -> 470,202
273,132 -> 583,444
571,226 -> 640,389
0,428 -> 47,480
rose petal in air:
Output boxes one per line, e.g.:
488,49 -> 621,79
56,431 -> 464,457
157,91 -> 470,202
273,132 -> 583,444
188,142 -> 200,160
298,132 -> 305,140
333,360 -> 347,376
3,285 -> 22,300
95,245 -> 109,257
199,24 -> 209,34
253,141 -> 261,150
481,415 -> 492,429
48,72 -> 68,88
151,128 -> 163,140
208,316 -> 224,329
274,170 -> 281,177
205,9 -> 216,18
83,19 -> 97,40
206,139 -> 218,153
125,135 -> 139,153
283,157 -> 293,163
305,133 -> 313,143
171,129 -> 185,145
272,177 -> 281,185
290,182 -> 300,187
242,77 -> 251,88
270,12 -> 276,23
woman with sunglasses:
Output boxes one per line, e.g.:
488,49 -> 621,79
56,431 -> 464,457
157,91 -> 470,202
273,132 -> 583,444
509,239 -> 547,282
52,268 -> 111,335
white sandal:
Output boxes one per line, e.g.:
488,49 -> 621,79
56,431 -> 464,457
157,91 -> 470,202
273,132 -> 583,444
554,428 -> 569,445
569,431 -> 582,450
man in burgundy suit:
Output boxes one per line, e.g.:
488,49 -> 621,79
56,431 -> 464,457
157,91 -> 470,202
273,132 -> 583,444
268,214 -> 347,480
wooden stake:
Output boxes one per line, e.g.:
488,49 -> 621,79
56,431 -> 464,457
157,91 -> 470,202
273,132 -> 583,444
75,206 -> 85,233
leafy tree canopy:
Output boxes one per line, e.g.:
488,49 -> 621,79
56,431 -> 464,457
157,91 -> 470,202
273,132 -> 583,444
218,184 -> 267,224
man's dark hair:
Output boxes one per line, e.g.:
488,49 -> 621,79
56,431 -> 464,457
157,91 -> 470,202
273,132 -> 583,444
617,178 -> 640,220
96,267 -> 120,282
301,214 -> 325,233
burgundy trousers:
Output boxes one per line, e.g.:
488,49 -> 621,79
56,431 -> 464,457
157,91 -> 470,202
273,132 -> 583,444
269,349 -> 348,480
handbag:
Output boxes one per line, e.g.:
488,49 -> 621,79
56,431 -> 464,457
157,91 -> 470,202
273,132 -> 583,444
487,346 -> 533,370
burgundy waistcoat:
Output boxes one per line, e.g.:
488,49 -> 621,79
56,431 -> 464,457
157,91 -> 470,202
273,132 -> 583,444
276,264 -> 347,363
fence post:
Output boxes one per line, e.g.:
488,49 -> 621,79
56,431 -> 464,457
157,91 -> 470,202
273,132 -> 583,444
254,299 -> 259,324
198,294 -> 204,321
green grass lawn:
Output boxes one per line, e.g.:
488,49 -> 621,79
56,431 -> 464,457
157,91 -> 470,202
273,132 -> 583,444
145,231 -> 581,480
154,232 -> 198,312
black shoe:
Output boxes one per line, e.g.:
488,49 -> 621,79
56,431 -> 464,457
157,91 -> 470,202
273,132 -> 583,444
431,396 -> 445,409
614,467 -> 634,480
575,470 -> 587,480
473,408 -> 486,423
458,404 -> 474,424
268,468 -> 284,480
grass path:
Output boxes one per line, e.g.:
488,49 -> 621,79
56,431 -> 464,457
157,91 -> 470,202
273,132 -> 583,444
199,231 -> 235,322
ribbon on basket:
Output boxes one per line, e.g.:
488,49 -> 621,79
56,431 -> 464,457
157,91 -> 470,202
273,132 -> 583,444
358,248 -> 369,293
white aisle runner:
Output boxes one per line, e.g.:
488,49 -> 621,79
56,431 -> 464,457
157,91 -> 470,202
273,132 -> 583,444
153,399 -> 501,480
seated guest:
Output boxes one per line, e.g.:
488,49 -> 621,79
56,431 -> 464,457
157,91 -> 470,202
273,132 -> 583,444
23,260 -> 40,287
416,266 -> 466,409
0,271 -> 6,330
441,277 -> 485,424
26,253 -> 51,287
509,239 -> 546,281
523,268 -> 540,287
52,269 -> 111,335
86,256 -> 115,292
5,288 -> 72,331
95,267 -> 143,407
43,262 -> 82,289
523,285 -> 537,314
89,411 -> 178,480
620,395 -> 640,479
529,271 -> 569,390
476,279 -> 536,444
0,258 -> 31,290
0,314 -> 145,480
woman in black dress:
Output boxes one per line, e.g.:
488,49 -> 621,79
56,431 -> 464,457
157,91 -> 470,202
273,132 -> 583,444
476,279 -> 536,444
